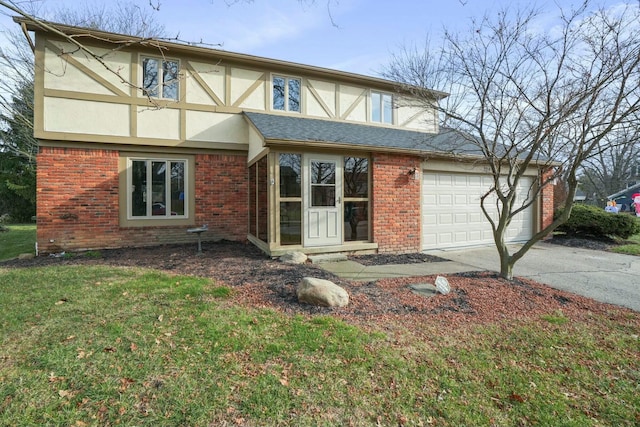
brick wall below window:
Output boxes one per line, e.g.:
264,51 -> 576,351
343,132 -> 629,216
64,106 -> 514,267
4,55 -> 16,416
36,147 -> 248,254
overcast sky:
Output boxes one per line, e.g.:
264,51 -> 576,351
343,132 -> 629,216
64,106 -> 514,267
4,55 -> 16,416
0,0 -> 631,77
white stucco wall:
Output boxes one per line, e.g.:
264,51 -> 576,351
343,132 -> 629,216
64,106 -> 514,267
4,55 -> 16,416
43,97 -> 130,136
137,107 -> 180,140
186,111 -> 248,143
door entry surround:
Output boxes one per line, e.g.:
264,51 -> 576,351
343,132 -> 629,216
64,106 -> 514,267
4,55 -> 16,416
303,154 -> 343,247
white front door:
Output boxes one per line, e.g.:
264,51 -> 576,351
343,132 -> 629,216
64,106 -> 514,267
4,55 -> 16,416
304,154 -> 342,247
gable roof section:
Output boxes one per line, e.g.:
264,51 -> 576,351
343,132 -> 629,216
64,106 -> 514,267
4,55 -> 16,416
244,112 -> 482,157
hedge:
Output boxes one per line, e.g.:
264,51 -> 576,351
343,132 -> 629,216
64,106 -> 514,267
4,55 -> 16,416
555,204 -> 640,239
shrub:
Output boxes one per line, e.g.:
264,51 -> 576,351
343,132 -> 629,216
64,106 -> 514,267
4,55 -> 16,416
555,204 -> 640,239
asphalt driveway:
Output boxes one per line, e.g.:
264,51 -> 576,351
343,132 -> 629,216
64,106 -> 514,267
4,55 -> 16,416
433,242 -> 640,312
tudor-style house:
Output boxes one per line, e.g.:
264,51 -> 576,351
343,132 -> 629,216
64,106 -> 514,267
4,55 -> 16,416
21,19 -> 554,256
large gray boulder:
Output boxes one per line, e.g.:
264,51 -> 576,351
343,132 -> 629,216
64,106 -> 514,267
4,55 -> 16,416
280,251 -> 308,264
297,277 -> 349,307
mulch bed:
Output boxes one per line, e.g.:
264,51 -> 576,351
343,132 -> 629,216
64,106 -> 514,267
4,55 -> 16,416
2,239 -> 637,336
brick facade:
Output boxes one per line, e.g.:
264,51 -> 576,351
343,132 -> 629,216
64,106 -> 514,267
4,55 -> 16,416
36,147 -> 554,255
541,168 -> 556,231
194,153 -> 249,241
36,147 -> 248,254
371,153 -> 422,253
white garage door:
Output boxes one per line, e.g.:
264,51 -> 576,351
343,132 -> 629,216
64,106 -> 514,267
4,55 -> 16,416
421,172 -> 534,250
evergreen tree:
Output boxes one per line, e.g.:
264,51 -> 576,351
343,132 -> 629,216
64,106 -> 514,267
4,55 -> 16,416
0,80 -> 36,222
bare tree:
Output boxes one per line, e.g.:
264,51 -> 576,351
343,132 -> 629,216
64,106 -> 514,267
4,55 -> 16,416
0,0 -> 167,219
0,0 -> 166,158
385,2 -> 640,279
578,125 -> 640,206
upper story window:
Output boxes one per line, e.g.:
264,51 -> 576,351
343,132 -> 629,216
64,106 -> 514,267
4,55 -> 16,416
142,57 -> 179,101
273,75 -> 301,112
371,91 -> 393,124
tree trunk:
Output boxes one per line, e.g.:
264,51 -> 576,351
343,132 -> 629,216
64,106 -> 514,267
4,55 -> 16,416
499,252 -> 514,280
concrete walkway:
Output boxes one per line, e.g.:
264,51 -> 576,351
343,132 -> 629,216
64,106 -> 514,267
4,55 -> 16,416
318,242 -> 640,312
318,258 -> 481,281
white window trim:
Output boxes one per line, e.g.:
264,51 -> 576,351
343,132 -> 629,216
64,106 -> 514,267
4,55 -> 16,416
371,90 -> 394,124
126,157 -> 188,220
272,74 -> 302,113
140,55 -> 180,100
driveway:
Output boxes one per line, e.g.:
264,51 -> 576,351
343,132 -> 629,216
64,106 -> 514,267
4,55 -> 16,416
432,242 -> 640,312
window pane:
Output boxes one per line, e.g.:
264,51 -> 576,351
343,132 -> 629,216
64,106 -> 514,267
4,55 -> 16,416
382,94 -> 393,124
273,76 -> 285,110
170,161 -> 185,216
257,157 -> 269,242
311,186 -> 335,207
151,161 -> 167,216
249,163 -> 257,236
280,201 -> 301,245
344,201 -> 368,241
131,160 -> 147,217
163,60 -> 179,100
344,157 -> 368,198
288,78 -> 301,112
311,161 -> 335,184
279,154 -> 301,198
142,58 -> 159,97
371,92 -> 381,122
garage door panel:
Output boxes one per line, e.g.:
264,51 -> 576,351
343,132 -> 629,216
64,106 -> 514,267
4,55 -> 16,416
423,196 -> 437,207
454,175 -> 467,185
438,194 -> 454,205
423,213 -> 437,226
454,194 -> 467,204
439,174 -> 453,185
454,213 -> 467,223
468,212 -> 484,223
440,213 -> 453,224
422,172 -> 533,250
439,233 -> 453,244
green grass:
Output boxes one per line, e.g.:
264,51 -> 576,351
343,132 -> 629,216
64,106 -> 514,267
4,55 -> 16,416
1,265 -> 639,426
0,223 -> 36,261
611,232 -> 640,255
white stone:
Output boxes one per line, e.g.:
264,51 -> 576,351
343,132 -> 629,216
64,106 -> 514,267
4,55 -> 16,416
280,252 -> 308,264
435,276 -> 451,295
297,277 -> 349,307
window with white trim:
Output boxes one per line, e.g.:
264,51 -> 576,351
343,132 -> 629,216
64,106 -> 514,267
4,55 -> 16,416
273,75 -> 301,112
371,91 -> 393,124
128,158 -> 187,219
142,57 -> 180,100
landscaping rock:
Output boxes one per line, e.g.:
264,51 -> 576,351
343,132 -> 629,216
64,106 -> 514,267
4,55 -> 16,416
297,277 -> 349,307
18,253 -> 34,260
435,276 -> 451,295
280,251 -> 308,264
408,283 -> 437,298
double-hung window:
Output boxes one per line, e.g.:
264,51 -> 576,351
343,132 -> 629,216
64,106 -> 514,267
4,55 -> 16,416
273,75 -> 301,112
371,91 -> 393,124
142,57 -> 180,100
128,158 -> 187,219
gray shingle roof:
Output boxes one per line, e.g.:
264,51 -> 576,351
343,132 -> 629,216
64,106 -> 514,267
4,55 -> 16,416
244,112 -> 482,156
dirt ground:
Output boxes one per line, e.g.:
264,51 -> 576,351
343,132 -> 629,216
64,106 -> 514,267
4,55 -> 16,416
2,237 -> 636,335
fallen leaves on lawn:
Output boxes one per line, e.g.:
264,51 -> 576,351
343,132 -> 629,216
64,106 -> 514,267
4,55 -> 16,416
7,241 -> 638,339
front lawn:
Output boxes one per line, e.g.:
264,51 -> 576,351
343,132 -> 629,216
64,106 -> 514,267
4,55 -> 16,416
0,223 -> 36,261
1,265 -> 638,426
611,232 -> 640,255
